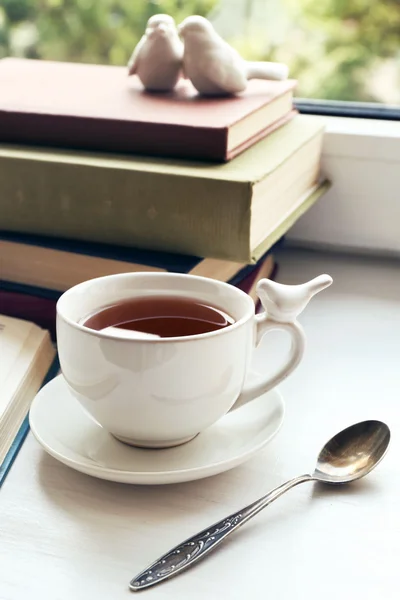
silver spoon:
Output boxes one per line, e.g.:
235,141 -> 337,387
130,419 -> 390,592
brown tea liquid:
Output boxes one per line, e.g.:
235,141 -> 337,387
81,295 -> 235,338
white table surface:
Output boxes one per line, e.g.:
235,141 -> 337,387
1,248 -> 399,600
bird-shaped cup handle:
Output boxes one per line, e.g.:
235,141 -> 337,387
231,274 -> 333,411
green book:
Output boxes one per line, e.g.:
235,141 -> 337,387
0,115 -> 326,263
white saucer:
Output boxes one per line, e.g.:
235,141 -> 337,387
29,375 -> 284,485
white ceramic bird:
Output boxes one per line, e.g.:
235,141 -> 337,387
127,14 -> 183,92
256,275 -> 333,324
178,15 -> 289,96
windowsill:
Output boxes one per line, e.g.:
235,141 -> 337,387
287,115 -> 400,257
295,98 -> 400,121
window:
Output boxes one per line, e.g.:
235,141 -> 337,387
1,0 -> 399,115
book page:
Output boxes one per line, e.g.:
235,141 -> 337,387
0,315 -> 35,383
0,315 -> 42,418
0,314 -> 55,463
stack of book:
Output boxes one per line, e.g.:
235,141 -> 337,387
0,58 -> 328,323
0,58 -> 329,470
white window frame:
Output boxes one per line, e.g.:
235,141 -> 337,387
287,116 -> 400,256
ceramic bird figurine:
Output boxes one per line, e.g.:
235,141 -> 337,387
178,15 -> 289,96
256,275 -> 333,324
127,14 -> 183,92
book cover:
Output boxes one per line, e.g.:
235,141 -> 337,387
0,58 -> 296,161
0,116 -> 326,262
0,290 -> 59,339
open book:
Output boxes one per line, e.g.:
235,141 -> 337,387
0,314 -> 56,479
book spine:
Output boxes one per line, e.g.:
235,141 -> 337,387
0,112 -> 229,161
0,155 -> 252,261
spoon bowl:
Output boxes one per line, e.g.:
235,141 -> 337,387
314,420 -> 391,484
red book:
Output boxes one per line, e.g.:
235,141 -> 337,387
0,58 -> 296,161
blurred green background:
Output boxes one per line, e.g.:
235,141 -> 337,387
1,0 -> 399,104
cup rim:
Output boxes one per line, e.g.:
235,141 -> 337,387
56,272 -> 256,344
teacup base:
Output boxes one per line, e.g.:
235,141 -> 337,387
112,433 -> 199,449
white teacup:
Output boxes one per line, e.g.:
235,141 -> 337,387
56,272 -> 332,448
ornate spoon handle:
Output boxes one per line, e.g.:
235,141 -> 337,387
130,474 -> 313,591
